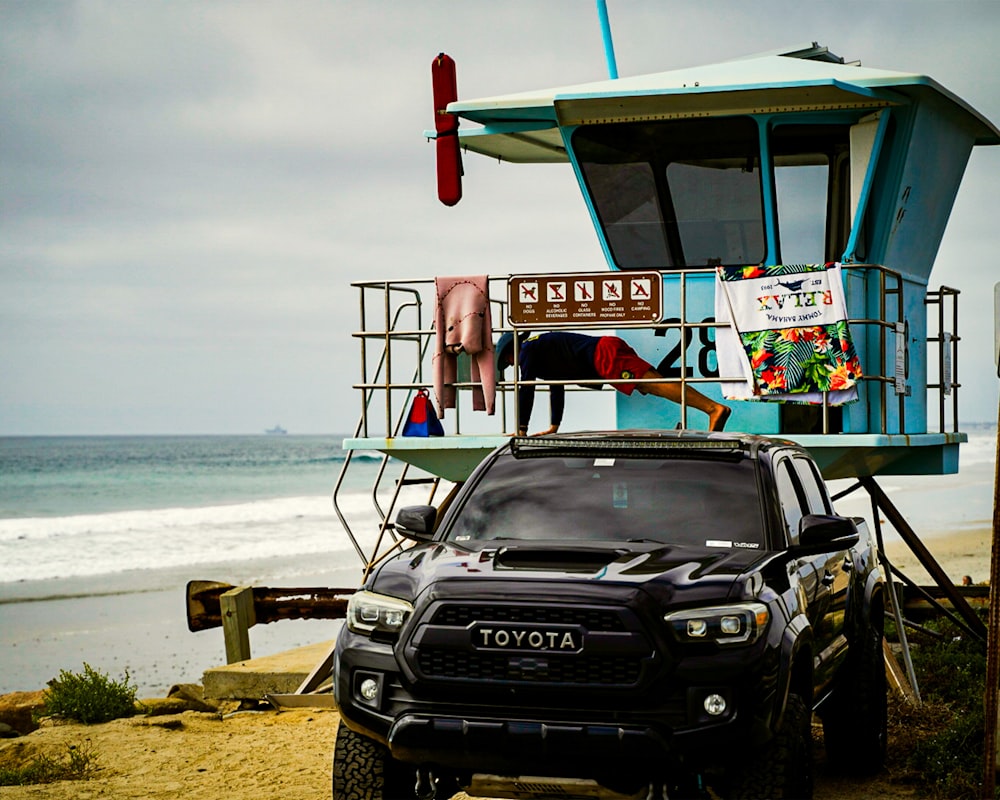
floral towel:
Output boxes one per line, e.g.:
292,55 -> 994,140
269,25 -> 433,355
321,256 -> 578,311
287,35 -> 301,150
714,263 -> 862,403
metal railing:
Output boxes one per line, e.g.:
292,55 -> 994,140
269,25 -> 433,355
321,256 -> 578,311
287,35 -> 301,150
332,266 -> 962,577
925,285 -> 961,433
344,267 -> 959,439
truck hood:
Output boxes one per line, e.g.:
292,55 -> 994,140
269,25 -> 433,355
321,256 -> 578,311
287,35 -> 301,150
369,539 -> 773,607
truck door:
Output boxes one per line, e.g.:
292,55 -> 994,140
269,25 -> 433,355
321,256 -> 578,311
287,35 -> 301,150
774,455 -> 848,689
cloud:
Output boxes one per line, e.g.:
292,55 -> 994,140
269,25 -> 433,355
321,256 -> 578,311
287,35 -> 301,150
1,0 -> 997,433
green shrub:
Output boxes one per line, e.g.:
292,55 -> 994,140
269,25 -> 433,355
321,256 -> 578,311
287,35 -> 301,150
42,663 -> 139,724
895,615 -> 994,800
0,743 -> 97,785
908,706 -> 986,799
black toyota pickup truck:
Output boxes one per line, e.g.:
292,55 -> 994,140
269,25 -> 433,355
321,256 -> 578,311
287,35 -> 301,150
332,431 -> 887,800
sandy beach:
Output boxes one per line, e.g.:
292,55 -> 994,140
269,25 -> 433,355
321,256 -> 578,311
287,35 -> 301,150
0,431 -> 994,798
0,526 -> 990,799
0,702 -> 930,800
881,525 -> 994,587
0,706 -> 342,800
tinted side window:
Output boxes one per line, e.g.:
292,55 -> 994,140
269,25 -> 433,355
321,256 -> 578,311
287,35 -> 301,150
792,456 -> 832,515
775,458 -> 806,545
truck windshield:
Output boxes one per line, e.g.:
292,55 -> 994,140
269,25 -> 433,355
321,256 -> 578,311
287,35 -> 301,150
446,454 -> 765,550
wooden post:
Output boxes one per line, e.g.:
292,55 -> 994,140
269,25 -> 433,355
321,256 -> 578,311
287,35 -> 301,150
985,399 -> 1000,793
882,639 -> 918,704
220,586 -> 256,664
986,287 -> 1000,797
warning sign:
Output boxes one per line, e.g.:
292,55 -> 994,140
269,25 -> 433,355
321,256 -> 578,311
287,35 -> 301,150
508,272 -> 662,327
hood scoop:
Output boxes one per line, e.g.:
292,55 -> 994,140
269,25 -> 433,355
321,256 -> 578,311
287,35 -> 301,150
493,545 -> 623,573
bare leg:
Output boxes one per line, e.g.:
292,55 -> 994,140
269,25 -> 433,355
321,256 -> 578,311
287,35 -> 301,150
636,369 -> 731,431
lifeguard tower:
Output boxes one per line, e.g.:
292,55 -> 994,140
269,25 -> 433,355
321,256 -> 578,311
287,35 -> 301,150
335,43 -> 998,653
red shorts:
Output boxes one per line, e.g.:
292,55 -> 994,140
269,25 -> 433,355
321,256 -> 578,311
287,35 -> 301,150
594,337 -> 653,395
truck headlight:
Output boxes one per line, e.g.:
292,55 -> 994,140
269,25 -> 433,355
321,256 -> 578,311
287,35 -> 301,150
347,591 -> 414,636
664,603 -> 769,645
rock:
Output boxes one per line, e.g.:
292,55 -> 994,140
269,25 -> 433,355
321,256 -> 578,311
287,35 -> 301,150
0,722 -> 20,738
138,684 -> 219,717
166,683 -> 219,712
216,700 -> 243,716
140,697 -> 197,717
0,690 -> 46,735
148,717 -> 185,730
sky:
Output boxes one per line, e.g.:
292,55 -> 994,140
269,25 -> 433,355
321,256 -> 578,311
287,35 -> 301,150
2,0 -> 999,435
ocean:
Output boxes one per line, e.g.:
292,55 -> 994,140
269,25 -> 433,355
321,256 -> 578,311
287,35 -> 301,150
0,430 -> 996,697
0,434 -> 428,696
0,435 -> 381,588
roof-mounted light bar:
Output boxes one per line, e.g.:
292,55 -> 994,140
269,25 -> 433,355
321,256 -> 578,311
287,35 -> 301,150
510,436 -> 746,459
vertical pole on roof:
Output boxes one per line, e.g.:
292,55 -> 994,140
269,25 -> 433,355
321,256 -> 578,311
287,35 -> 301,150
596,0 -> 619,79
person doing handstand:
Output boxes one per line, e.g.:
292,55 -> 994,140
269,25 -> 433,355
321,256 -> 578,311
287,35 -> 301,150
495,331 -> 731,435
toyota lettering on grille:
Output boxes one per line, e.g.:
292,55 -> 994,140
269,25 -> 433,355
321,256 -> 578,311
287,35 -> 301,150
472,625 -> 582,652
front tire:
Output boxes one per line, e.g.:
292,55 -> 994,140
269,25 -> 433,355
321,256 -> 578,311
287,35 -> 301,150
332,721 -> 414,800
821,616 -> 887,775
726,692 -> 813,799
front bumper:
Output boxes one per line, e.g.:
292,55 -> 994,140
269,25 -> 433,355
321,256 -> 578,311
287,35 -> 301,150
389,713 -> 673,773
334,625 -> 778,778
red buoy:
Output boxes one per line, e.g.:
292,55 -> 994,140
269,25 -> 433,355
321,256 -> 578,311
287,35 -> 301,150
432,53 -> 462,206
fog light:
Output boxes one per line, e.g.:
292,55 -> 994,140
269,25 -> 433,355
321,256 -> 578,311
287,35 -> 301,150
703,693 -> 727,716
687,619 -> 708,637
360,678 -> 379,701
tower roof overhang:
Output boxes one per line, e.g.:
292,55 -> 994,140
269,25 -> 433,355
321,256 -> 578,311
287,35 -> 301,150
444,46 -> 1000,163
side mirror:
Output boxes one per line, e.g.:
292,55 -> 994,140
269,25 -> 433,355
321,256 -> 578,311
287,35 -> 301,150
394,505 -> 438,542
794,514 -> 859,554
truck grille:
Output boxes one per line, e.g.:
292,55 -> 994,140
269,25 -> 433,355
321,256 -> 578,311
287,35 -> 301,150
407,601 -> 655,689
417,649 -> 641,684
